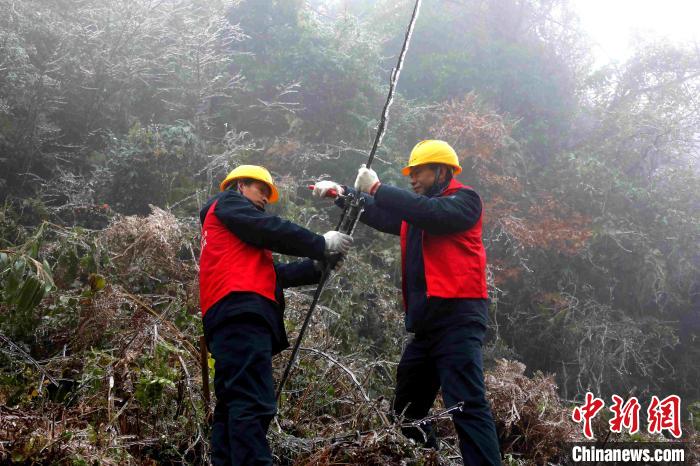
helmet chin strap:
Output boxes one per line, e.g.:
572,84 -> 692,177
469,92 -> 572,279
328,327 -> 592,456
429,165 -> 443,196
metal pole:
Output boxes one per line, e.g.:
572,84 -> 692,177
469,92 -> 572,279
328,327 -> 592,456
276,0 -> 423,403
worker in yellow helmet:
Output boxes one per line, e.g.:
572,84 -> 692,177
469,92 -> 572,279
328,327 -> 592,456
200,165 -> 352,465
313,141 -> 501,465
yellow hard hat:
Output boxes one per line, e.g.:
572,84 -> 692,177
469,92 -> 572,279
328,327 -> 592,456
220,165 -> 279,203
401,140 -> 462,176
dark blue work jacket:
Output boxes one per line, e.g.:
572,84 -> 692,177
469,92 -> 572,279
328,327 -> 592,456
200,190 -> 324,354
338,182 -> 488,334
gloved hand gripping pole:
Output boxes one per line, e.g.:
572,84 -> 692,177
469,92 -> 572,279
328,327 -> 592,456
276,0 -> 423,402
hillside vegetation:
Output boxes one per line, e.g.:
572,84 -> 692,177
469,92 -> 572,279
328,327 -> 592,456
1,0 -> 698,463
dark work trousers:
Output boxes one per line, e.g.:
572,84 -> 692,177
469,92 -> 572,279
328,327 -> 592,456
393,324 -> 501,466
206,315 -> 276,466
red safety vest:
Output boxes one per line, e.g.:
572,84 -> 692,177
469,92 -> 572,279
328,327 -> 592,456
399,178 -> 488,310
199,200 -> 277,316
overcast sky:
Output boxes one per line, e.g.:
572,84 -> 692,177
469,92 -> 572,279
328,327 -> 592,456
571,0 -> 700,66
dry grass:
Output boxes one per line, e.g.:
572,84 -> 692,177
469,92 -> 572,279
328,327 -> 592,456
486,360 -> 581,464
2,210 -> 694,465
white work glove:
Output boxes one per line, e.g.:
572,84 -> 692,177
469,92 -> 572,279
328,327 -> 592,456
323,230 -> 353,255
354,164 -> 381,195
312,180 -> 344,198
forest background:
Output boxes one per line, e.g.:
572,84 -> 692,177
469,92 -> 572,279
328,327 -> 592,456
0,0 -> 698,464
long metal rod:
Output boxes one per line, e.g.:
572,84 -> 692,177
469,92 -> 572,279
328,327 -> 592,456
366,0 -> 422,170
276,266 -> 332,402
276,0 -> 423,403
